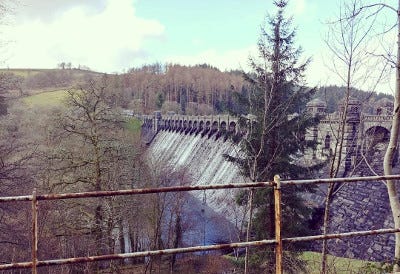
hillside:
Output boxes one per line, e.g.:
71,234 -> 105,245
0,68 -> 103,97
0,65 -> 394,116
314,85 -> 393,114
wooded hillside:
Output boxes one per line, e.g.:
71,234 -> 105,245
0,65 -> 393,116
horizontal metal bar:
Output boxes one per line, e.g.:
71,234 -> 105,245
0,174 -> 399,202
0,239 -> 277,270
38,182 -> 274,201
0,262 -> 33,270
284,227 -> 400,243
1,227 -> 399,270
0,182 -> 274,202
0,195 -> 32,202
281,174 -> 400,186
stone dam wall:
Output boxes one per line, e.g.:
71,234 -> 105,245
142,113 -> 398,262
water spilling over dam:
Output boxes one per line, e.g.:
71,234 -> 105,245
148,130 -> 243,186
142,112 -> 397,261
145,126 -> 247,246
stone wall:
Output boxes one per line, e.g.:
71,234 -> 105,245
309,146 -> 398,261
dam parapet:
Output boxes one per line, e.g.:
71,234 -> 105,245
141,112 -> 244,143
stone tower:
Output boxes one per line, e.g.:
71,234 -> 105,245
339,97 -> 362,173
306,98 -> 327,142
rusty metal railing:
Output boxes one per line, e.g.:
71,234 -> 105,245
1,174 -> 400,273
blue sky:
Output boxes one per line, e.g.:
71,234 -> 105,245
135,0 -> 330,51
133,0 -> 332,71
1,0 -> 397,93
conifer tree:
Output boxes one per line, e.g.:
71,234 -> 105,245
228,1 -> 318,272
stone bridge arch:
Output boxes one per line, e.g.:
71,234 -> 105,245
202,121 -> 211,137
229,121 -> 236,133
364,126 -> 390,147
198,120 -> 204,135
208,121 -> 219,139
220,121 -> 227,132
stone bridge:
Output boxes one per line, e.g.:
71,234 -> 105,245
142,112 -> 242,141
306,97 -> 395,160
362,114 -> 392,137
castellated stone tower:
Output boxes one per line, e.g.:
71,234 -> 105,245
306,97 -> 363,175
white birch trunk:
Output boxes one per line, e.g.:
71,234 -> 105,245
383,1 -> 400,271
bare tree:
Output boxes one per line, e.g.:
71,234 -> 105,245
333,1 -> 400,271
382,2 -> 400,271
37,75 -> 141,271
141,162 -> 190,273
319,1 -> 389,272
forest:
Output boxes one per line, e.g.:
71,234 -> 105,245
0,64 -> 392,117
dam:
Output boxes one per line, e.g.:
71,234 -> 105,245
141,105 -> 398,262
144,114 -> 247,247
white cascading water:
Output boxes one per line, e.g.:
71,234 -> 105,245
148,130 -> 244,186
147,130 -> 248,245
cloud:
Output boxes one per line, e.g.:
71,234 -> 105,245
3,0 -> 165,72
16,0 -> 107,22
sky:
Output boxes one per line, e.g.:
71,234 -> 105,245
1,0 -> 398,93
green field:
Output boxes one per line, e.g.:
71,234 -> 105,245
301,251 -> 383,273
125,117 -> 142,133
21,89 -> 70,107
22,91 -> 143,133
0,68 -> 54,78
0,68 -> 103,79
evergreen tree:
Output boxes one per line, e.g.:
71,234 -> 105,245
156,92 -> 165,109
228,1 -> 318,272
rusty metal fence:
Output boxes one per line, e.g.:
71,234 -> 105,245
1,174 -> 400,274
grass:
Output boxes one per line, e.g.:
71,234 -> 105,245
301,251 -> 382,274
21,89 -> 70,107
224,252 -> 383,273
125,117 -> 142,133
0,68 -> 54,78
21,92 -> 143,136
0,68 -> 103,78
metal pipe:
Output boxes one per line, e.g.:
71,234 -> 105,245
281,174 -> 400,186
283,227 -> 400,243
0,174 -> 399,202
0,239 -> 277,270
1,174 -> 400,271
1,227 -> 400,270
32,189 -> 38,274
0,182 -> 274,202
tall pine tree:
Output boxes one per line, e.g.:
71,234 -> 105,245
228,1 -> 318,272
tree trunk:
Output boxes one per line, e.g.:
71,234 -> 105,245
170,215 -> 181,272
384,2 -> 400,270
321,40 -> 353,273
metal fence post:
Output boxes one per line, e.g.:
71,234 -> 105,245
274,175 -> 283,274
32,189 -> 38,274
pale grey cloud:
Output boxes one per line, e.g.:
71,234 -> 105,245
16,0 -> 107,22
3,0 -> 165,72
